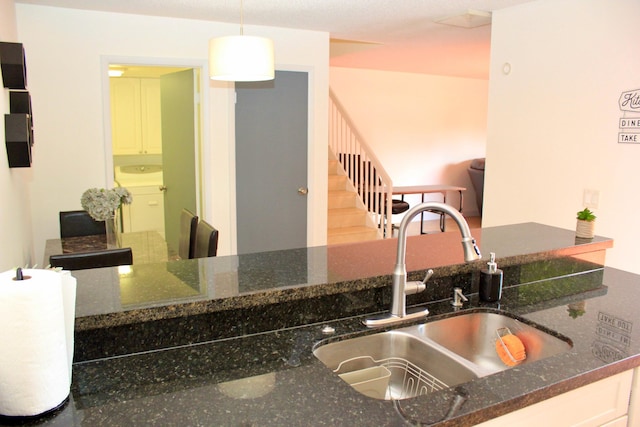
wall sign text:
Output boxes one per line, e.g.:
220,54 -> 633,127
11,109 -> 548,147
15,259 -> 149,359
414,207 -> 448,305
619,89 -> 640,144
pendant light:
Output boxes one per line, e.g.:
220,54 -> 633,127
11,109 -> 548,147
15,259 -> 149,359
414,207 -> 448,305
209,0 -> 274,82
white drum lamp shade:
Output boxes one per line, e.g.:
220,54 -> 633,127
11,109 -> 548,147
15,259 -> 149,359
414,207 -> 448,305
209,35 -> 274,82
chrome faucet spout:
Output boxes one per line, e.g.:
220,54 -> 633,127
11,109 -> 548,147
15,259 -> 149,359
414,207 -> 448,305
365,202 -> 482,328
395,202 -> 481,266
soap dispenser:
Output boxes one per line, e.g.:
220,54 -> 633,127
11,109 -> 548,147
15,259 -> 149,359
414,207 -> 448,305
479,252 -> 503,302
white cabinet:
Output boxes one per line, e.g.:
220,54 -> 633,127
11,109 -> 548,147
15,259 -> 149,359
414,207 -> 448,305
110,78 -> 162,155
477,370 -> 633,427
121,185 -> 165,236
627,367 -> 640,426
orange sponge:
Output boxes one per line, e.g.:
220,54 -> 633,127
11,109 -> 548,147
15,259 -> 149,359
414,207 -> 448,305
496,334 -> 526,366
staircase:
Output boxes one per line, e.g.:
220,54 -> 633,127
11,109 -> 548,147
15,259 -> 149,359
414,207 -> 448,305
327,89 -> 393,244
327,150 -> 380,245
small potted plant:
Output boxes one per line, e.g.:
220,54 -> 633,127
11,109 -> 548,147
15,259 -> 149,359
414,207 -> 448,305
576,207 -> 596,239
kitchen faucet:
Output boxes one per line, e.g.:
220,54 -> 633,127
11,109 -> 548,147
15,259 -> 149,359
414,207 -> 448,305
364,202 -> 482,327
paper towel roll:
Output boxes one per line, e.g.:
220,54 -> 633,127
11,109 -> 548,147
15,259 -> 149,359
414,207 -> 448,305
59,271 -> 77,383
0,268 -> 76,417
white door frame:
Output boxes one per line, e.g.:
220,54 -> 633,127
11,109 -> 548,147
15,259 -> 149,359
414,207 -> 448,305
100,55 -> 210,224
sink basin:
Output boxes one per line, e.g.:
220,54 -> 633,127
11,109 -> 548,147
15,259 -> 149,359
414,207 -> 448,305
120,164 -> 163,174
313,330 -> 479,400
412,310 -> 573,373
313,309 -> 572,400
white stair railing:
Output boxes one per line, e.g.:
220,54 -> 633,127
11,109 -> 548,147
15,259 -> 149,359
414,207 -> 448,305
329,89 -> 393,238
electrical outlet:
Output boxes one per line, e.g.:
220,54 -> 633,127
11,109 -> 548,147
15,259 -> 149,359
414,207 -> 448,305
583,189 -> 600,209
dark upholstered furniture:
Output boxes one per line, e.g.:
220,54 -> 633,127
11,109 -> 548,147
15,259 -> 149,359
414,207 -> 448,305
179,208 -> 198,259
391,199 -> 409,215
388,199 -> 410,236
467,158 -> 485,215
49,247 -> 133,270
59,210 -> 106,238
194,220 -> 219,258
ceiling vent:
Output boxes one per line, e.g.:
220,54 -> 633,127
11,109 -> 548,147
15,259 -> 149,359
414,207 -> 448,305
435,9 -> 492,28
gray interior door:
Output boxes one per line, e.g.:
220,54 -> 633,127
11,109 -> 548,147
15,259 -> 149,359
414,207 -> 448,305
235,70 -> 308,254
160,69 -> 198,256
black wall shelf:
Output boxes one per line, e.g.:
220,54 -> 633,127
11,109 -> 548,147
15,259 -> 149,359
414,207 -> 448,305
1,41 -> 32,167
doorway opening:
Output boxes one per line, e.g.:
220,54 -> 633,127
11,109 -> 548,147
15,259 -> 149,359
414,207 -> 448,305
108,63 -> 203,261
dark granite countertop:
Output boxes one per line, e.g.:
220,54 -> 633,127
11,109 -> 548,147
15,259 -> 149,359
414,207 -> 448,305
7,223 -> 633,426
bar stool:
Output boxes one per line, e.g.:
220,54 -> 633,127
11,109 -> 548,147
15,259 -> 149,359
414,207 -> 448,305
390,199 -> 410,236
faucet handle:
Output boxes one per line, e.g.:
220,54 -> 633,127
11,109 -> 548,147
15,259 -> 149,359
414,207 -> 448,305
405,269 -> 434,296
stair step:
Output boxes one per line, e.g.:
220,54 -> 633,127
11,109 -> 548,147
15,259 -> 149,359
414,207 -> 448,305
327,226 -> 380,245
328,207 -> 369,228
327,147 -> 380,245
328,190 -> 358,209
328,174 -> 348,191
328,159 -> 343,175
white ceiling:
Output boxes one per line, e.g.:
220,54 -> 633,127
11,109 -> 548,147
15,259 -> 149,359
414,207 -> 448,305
15,0 -> 535,79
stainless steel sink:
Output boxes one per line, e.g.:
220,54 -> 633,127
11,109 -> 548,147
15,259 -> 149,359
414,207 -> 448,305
313,330 -> 479,400
313,309 -> 573,400
411,310 -> 573,373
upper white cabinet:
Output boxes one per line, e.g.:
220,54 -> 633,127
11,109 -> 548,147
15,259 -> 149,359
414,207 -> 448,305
110,78 -> 162,155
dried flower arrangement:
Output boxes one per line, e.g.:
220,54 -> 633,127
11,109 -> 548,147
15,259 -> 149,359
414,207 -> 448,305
81,187 -> 132,221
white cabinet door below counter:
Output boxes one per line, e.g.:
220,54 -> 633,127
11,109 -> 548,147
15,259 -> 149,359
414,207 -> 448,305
121,186 -> 165,236
476,370 -> 632,427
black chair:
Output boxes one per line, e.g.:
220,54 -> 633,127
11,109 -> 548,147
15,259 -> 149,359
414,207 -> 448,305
178,208 -> 198,259
193,220 -> 219,258
49,247 -> 133,271
59,210 -> 105,238
467,158 -> 485,215
391,199 -> 410,215
387,198 -> 410,236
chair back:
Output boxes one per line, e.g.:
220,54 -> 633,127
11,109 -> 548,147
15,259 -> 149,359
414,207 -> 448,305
60,210 -> 106,238
467,158 -> 485,215
49,247 -> 133,271
179,208 -> 198,259
194,220 -> 219,258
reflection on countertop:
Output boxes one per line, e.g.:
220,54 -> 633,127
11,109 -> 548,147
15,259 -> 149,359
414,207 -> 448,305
72,223 -> 612,322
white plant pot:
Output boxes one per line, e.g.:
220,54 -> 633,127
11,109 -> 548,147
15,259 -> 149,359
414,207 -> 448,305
576,219 -> 595,239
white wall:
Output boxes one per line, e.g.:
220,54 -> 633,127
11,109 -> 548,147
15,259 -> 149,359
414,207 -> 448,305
15,4 -> 329,264
485,0 -> 640,273
330,67 -> 488,216
0,0 -> 34,271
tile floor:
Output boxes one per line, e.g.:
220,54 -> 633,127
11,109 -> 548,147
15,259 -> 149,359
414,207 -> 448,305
120,231 -> 169,264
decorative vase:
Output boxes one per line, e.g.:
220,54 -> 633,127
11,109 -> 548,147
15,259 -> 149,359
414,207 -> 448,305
105,215 -> 120,248
575,219 -> 595,239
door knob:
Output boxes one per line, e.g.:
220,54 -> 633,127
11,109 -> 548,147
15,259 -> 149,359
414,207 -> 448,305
159,185 -> 167,192
297,187 -> 308,195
